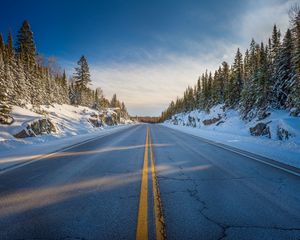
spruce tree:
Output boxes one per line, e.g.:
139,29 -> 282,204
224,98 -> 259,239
73,55 -> 91,105
0,52 -> 12,124
289,9 -> 300,114
15,20 -> 37,67
274,29 -> 294,108
231,48 -> 244,107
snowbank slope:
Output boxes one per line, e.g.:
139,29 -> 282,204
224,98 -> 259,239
163,105 -> 300,168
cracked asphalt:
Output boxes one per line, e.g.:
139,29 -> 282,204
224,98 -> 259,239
0,124 -> 300,240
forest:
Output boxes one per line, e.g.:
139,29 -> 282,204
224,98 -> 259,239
161,7 -> 300,122
0,20 -> 129,124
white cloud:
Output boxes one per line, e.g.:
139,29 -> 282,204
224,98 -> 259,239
236,0 -> 297,45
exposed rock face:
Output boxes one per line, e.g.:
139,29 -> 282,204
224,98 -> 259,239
257,111 -> 271,121
187,116 -> 196,127
277,126 -> 292,140
89,118 -> 102,127
89,113 -> 102,127
14,119 -> 56,138
249,122 -> 271,138
290,108 -> 300,117
0,115 -> 14,125
103,115 -> 118,126
172,116 -> 178,125
202,115 -> 222,126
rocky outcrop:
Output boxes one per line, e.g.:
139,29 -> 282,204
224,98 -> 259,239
89,113 -> 102,127
257,111 -> 271,121
202,115 -> 222,126
249,122 -> 271,138
277,126 -> 292,140
0,114 -> 14,125
187,116 -> 196,127
14,118 -> 56,138
290,108 -> 300,117
172,116 -> 178,125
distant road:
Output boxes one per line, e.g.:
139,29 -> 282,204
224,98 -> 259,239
0,124 -> 300,240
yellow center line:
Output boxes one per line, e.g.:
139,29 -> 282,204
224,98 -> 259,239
149,129 -> 166,240
136,127 -> 166,240
136,127 -> 149,240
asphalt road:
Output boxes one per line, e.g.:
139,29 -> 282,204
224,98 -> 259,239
0,124 -> 300,240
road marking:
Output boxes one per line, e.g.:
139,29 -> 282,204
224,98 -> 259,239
149,129 -> 166,240
165,126 -> 300,178
188,134 -> 300,177
136,127 -> 149,240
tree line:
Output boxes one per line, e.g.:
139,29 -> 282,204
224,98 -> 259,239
0,20 -> 128,124
161,7 -> 300,122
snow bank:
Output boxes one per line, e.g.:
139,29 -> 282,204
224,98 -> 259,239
163,104 -> 300,168
0,104 -> 133,171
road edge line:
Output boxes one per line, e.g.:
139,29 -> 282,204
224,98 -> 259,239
162,125 -> 300,177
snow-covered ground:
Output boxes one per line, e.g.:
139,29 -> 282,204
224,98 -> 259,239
163,104 -> 300,169
0,104 -> 133,171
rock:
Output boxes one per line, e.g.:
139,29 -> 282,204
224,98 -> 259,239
172,116 -> 178,125
188,116 -> 196,127
277,126 -> 292,140
14,118 -> 56,138
89,118 -> 102,127
257,111 -> 271,120
202,115 -> 222,126
249,122 -> 271,138
104,116 -> 117,126
0,115 -> 14,125
88,113 -> 102,127
14,129 -> 30,138
290,108 -> 300,117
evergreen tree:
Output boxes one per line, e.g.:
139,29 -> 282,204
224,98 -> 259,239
289,8 -> 300,114
231,48 -> 244,107
15,20 -> 36,66
0,52 -> 12,124
73,55 -> 91,105
110,94 -> 119,108
0,34 -> 4,53
274,29 -> 294,108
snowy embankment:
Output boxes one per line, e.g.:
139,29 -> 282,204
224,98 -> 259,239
163,104 -> 300,169
0,104 -> 133,171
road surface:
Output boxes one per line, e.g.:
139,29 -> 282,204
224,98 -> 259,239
0,124 -> 300,240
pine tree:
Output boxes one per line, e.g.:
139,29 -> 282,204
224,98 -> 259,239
15,20 -> 37,67
271,25 -> 281,63
73,55 -> 91,105
0,51 -> 12,124
110,94 -> 118,108
231,48 -> 244,107
289,8 -> 300,114
274,29 -> 294,108
0,34 -> 4,54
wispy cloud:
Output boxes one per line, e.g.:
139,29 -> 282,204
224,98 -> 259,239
90,41 -> 238,116
235,0 -> 296,45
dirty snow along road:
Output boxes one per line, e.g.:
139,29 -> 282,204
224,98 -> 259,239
0,124 -> 300,240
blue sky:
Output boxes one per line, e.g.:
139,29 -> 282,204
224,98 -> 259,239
0,0 -> 296,116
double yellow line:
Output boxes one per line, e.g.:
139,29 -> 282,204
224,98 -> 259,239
136,127 -> 166,240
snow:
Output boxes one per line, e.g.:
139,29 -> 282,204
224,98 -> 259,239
0,104 -> 133,171
163,104 -> 300,169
